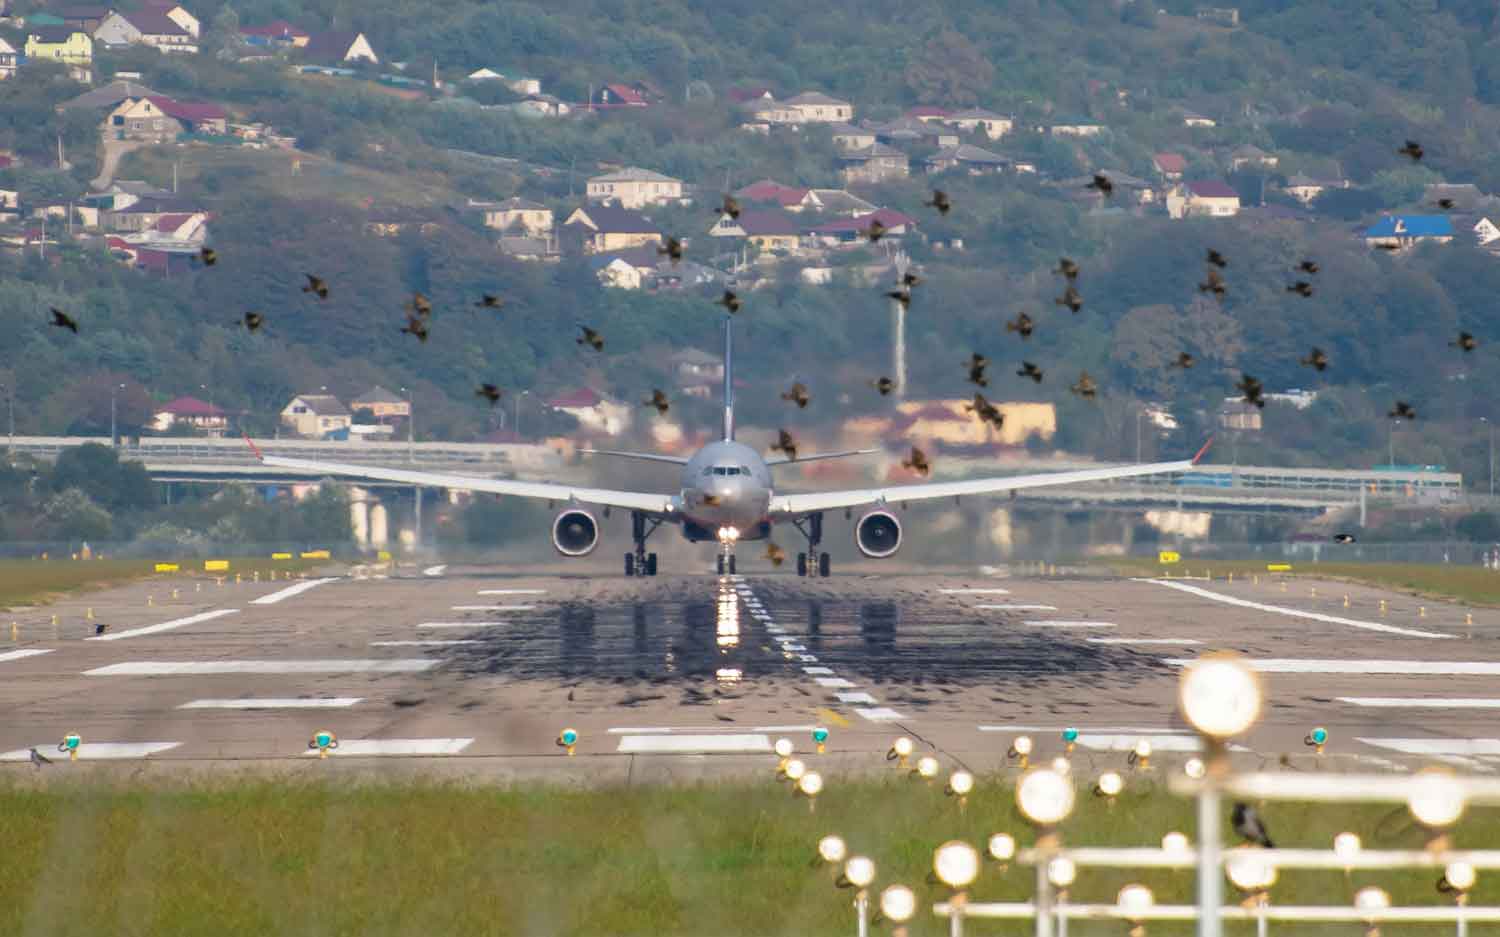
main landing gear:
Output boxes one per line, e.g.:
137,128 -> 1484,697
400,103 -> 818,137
625,511 -> 660,577
793,512 -> 831,578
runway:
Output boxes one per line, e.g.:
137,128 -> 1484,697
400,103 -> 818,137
3,564 -> 1500,779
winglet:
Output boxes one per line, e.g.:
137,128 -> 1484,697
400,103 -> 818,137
243,433 -> 264,462
1191,436 -> 1214,466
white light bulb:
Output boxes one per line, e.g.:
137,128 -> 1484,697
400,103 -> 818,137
1445,861 -> 1477,891
784,758 -> 806,781
892,736 -> 914,757
1016,768 -> 1076,825
1012,735 -> 1033,756
1161,831 -> 1190,854
774,738 -> 793,757
1117,883 -> 1155,918
879,884 -> 916,923
1047,856 -> 1077,888
1096,771 -> 1124,797
1333,832 -> 1361,862
1179,654 -> 1263,738
917,755 -> 940,779
1354,886 -> 1391,914
1184,757 -> 1207,779
948,770 -> 974,796
1050,756 -> 1072,776
1226,850 -> 1277,891
1133,739 -> 1153,759
933,840 -> 981,888
1409,769 -> 1466,828
799,771 -> 824,796
817,834 -> 847,864
844,855 -> 877,888
988,833 -> 1016,861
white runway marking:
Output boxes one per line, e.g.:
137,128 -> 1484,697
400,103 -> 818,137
450,605 -> 536,612
803,666 -> 834,675
1138,578 -> 1455,639
179,698 -> 363,710
0,648 -> 55,664
980,725 -> 1188,734
301,738 -> 473,756
85,659 -> 438,675
976,604 -> 1058,611
940,588 -> 1010,595
1074,734 -> 1204,752
422,565 -> 447,577
1340,698 -> 1500,709
836,691 -> 878,704
854,707 -> 905,722
417,622 -> 503,629
250,578 -> 338,605
1356,738 -> 1500,756
815,677 -> 856,689
781,643 -> 808,652
1087,637 -> 1203,645
799,654 -> 819,663
608,727 -> 673,735
87,608 -> 239,642
1022,620 -> 1118,629
616,734 -> 771,754
607,726 -> 817,736
1168,659 -> 1500,675
477,589 -> 546,595
0,742 -> 180,761
370,640 -> 479,647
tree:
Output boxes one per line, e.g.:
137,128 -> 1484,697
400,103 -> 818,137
50,443 -> 156,512
903,31 -> 995,107
43,488 -> 112,542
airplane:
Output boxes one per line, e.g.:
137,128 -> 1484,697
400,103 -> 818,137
250,318 -> 1210,578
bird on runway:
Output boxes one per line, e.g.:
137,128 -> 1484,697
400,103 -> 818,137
1233,802 -> 1275,848
94,622 -> 108,636
29,747 -> 51,768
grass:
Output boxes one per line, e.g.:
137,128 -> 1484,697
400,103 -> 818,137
0,776 -> 1495,936
0,557 -> 331,609
1100,557 -> 1500,607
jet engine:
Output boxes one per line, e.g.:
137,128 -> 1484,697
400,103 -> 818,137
855,510 -> 902,558
552,509 -> 600,556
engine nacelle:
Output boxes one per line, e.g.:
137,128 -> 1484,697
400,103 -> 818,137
855,510 -> 902,559
552,509 -> 600,556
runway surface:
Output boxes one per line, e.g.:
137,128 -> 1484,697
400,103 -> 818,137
4,564 -> 1500,780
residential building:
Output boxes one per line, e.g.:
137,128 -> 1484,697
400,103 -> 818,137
726,86 -> 774,104
840,143 -> 909,185
147,0 -> 200,36
56,5 -> 110,33
594,83 -> 647,107
546,388 -> 631,436
803,189 -> 877,216
588,247 -> 652,290
586,167 -> 684,209
1283,173 -> 1347,205
1048,117 -> 1103,137
135,211 -> 208,244
0,188 -> 18,214
107,96 -> 226,141
870,116 -> 959,148
302,31 -> 378,65
498,236 -> 559,262
94,9 -> 198,54
0,37 -> 16,80
92,179 -> 174,211
24,27 -> 93,82
60,79 -> 162,112
350,386 -> 410,422
1218,400 -> 1263,431
103,195 -> 203,232
734,179 -> 811,212
1093,170 -> 1155,205
512,93 -> 570,117
925,143 -> 1008,175
1152,152 -> 1186,181
1469,216 -> 1500,248
1362,215 -> 1454,250
944,107 -> 1013,140
1228,144 -> 1277,171
1167,180 -> 1241,218
906,105 -> 950,123
1181,111 -> 1216,128
151,396 -> 227,434
280,394 -> 352,438
781,91 -> 853,123
808,208 -> 917,245
239,20 -> 310,46
561,203 -> 662,254
482,197 -> 553,237
708,209 -> 802,252
466,68 -> 540,95
828,122 -> 876,150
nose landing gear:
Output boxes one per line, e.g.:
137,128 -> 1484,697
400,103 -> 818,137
792,512 -> 831,577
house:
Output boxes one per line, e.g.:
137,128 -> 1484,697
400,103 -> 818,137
1469,216 -> 1500,248
91,179 -> 174,211
828,122 -> 876,150
280,394 -> 352,438
726,86 -> 774,104
1218,400 -> 1263,431
781,91 -> 853,123
60,79 -> 162,111
944,107 -> 1013,140
482,197 -> 552,237
870,116 -> 959,148
103,195 -> 202,231
138,211 -> 208,243
1362,215 -> 1454,250
594,83 -> 647,107
1228,144 -> 1277,171
142,0 -> 199,36
512,93 -> 570,117
808,208 -> 917,245
925,143 -> 1008,175
1093,170 -> 1155,205
734,179 -> 811,212
906,105 -> 950,123
1048,117 -> 1103,137
465,68 -> 540,95
1167,180 -> 1241,218
239,20 -> 309,46
672,348 -> 724,398
1152,152 -> 1186,181
803,189 -> 877,216
107,96 -> 226,140
302,31 -> 378,65
561,203 -> 662,254
498,236 -> 559,262
56,5 -> 110,33
588,245 -> 660,289
709,209 -> 802,252
1181,111 -> 1216,128
350,386 -> 409,422
24,27 -> 93,82
586,167 -> 684,209
151,396 -> 226,434
150,97 -> 226,134
547,388 -> 632,436
840,143 -> 909,185
0,188 -> 17,213
0,37 -> 17,80
1283,174 -> 1348,205
94,9 -> 198,54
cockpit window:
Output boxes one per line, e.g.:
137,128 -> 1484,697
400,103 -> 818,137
740,466 -> 752,475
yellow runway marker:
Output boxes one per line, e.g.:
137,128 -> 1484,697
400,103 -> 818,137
815,708 -> 851,729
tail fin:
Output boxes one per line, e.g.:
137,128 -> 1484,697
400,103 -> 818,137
722,315 -> 734,441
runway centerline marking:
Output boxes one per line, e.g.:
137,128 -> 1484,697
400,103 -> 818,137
607,726 -> 816,735
803,667 -> 834,675
940,588 -> 1010,595
0,648 -> 55,664
85,659 -> 438,675
980,725 -> 1191,734
976,604 -> 1058,611
0,742 -> 179,761
371,640 -> 480,647
1022,620 -> 1118,629
616,734 -> 771,754
300,738 -> 473,756
451,605 -> 536,612
250,578 -> 339,605
417,622 -> 504,629
422,565 -> 447,577
477,589 -> 546,595
178,698 -> 363,710
1339,698 -> 1500,709
1137,578 -> 1455,639
1166,659 -> 1500,675
853,707 -> 905,722
1087,637 -> 1203,645
1356,738 -> 1500,756
836,691 -> 878,704
87,608 -> 239,642
815,676 -> 857,689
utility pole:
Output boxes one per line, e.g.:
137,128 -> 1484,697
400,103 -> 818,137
1389,419 -> 1398,469
110,383 -> 124,446
1135,407 -> 1143,463
1484,417 -> 1494,498
1,382 -> 12,453
400,386 -> 414,462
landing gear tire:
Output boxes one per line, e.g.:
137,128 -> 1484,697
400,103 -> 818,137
818,552 -> 831,577
797,552 -> 808,577
645,553 -> 657,576
624,553 -> 635,577
717,555 -> 726,575
728,555 -> 737,575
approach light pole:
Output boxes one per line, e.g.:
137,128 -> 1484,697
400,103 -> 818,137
1389,418 -> 1399,469
109,382 -> 124,446
1483,417 -> 1494,498
515,389 -> 529,441
0,382 -> 12,453
400,385 -> 414,462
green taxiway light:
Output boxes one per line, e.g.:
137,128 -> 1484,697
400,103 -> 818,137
62,733 -> 80,750
561,729 -> 579,746
1310,727 -> 1328,746
813,727 -> 830,744
1062,728 -> 1079,743
314,731 -> 333,749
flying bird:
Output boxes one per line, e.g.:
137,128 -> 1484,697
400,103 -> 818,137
718,194 -> 741,219
241,312 -> 263,332
1070,371 -> 1098,400
475,384 -> 502,406
770,429 -> 798,462
1087,173 -> 1114,196
644,389 -> 670,416
1206,248 -> 1228,269
29,747 -> 51,769
1453,331 -> 1478,352
400,314 -> 429,342
577,326 -> 604,351
870,376 -> 895,396
1287,281 -> 1314,297
1298,260 -> 1319,274
1005,312 -> 1034,338
1389,401 -> 1416,420
1333,533 -> 1357,544
49,308 -> 78,333
863,218 -> 888,242
1017,361 -> 1044,383
886,286 -> 912,310
1232,802 -> 1275,849
900,271 -> 923,289
765,542 -> 786,567
1237,374 -> 1266,408
924,190 -> 952,215
780,382 -> 811,409
1437,197 -> 1456,210
1374,241 -> 1401,252
965,353 -> 989,388
302,274 -> 329,299
1055,257 -> 1079,280
475,294 -> 503,310
1199,268 -> 1227,299
902,446 -> 931,477
199,246 -> 217,266
409,292 -> 432,317
965,393 -> 1004,428
1398,139 -> 1424,161
1300,347 -> 1329,371
715,290 -> 742,314
658,236 -> 683,264
1173,351 -> 1195,369
1055,286 -> 1082,313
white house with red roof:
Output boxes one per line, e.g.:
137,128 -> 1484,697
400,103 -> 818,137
1166,180 -> 1242,219
807,207 -> 918,245
151,396 -> 227,434
1152,152 -> 1186,181
734,179 -> 812,211
546,388 -> 632,436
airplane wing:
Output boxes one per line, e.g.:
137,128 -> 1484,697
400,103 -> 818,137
764,448 -> 880,466
771,441 -> 1211,516
258,455 -> 675,514
579,449 -> 690,466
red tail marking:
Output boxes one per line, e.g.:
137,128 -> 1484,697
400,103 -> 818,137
1191,437 -> 1214,465
243,434 -> 264,461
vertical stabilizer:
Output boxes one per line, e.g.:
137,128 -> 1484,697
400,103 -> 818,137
722,316 -> 734,440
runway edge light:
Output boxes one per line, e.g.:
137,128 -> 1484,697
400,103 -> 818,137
59,733 -> 81,761
309,730 -> 337,758
1305,726 -> 1329,755
558,727 -> 579,756
812,725 -> 829,754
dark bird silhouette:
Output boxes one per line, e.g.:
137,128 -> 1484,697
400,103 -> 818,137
1374,241 -> 1402,252
770,429 -> 798,462
475,384 -> 502,406
49,308 -> 78,333
765,541 -> 786,567
409,292 -> 432,317
1399,139 -> 1424,161
870,376 -> 895,396
400,314 -> 429,342
1087,173 -> 1114,197
1206,248 -> 1228,269
29,747 -> 51,768
715,290 -> 742,314
925,190 -> 952,215
900,271 -> 923,289
1055,286 -> 1082,313
475,294 -> 503,311
1389,401 -> 1416,420
1006,312 -> 1034,338
1334,533 -> 1357,544
1017,361 -> 1044,383
886,286 -> 912,310
577,326 -> 604,351
1453,331 -> 1478,352
1199,268 -> 1227,300
1055,257 -> 1080,281
199,246 -> 217,266
902,446 -> 931,477
1298,260 -> 1319,275
1300,347 -> 1329,371
644,389 -> 670,416
965,393 -> 1004,428
965,353 -> 989,388
1437,197 -> 1456,210
302,274 -> 329,299
94,622 -> 107,635
658,236 -> 683,264
1287,281 -> 1314,297
1237,374 -> 1266,409
718,194 -> 741,219
241,312 -> 263,332
1233,802 -> 1275,848
1173,351 -> 1195,369
781,382 -> 810,409
863,218 -> 888,242
1071,371 -> 1098,400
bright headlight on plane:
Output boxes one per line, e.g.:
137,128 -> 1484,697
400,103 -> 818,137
726,526 -> 740,541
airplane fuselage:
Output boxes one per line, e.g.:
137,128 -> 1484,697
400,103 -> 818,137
678,440 -> 773,542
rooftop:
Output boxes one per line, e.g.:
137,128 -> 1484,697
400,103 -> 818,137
158,396 -> 224,417
352,386 -> 405,405
590,166 -> 680,184
1363,215 -> 1454,238
566,203 -> 660,235
291,394 -> 350,416
1185,180 -> 1240,199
